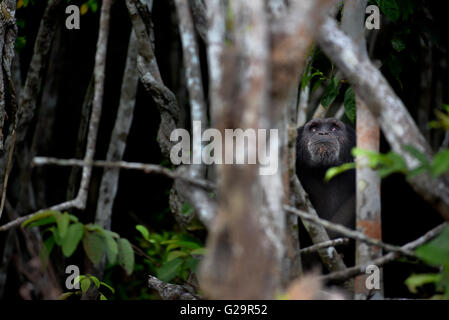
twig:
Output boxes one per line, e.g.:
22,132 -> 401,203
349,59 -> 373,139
75,0 -> 112,209
95,30 -> 138,230
32,157 -> 215,190
284,205 -> 416,257
0,199 -> 77,232
174,0 -> 208,177
173,0 -> 216,228
321,222 -> 448,282
300,238 -> 349,254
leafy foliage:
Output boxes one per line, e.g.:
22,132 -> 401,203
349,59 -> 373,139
81,0 -> 99,15
429,105 -> 449,130
60,274 -> 115,300
406,225 -> 449,299
320,76 -> 340,109
343,87 -> 356,124
22,211 -> 135,275
135,225 -> 204,283
325,144 -> 449,181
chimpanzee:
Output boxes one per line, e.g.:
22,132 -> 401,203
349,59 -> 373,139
296,118 -> 356,266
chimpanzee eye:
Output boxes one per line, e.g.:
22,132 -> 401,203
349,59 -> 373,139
310,126 -> 317,132
331,124 -> 339,131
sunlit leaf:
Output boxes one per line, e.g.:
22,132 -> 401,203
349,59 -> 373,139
82,231 -> 105,265
136,225 -> 150,241
405,273 -> 441,294
22,211 -> 58,228
80,3 -> 88,15
432,149 -> 449,177
57,212 -> 70,238
118,238 -> 134,275
62,223 -> 84,257
325,162 -> 355,182
103,230 -> 118,264
157,258 -> 183,282
80,278 -> 91,293
376,0 -> 400,22
320,77 -> 340,108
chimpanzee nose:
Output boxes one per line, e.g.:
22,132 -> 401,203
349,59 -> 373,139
318,132 -> 329,135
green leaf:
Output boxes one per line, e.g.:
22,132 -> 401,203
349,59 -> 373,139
407,166 -> 428,179
135,225 -> 150,241
80,278 -> 91,293
162,240 -> 202,250
391,38 -> 406,52
186,257 -> 200,273
89,275 -> 100,288
403,145 -> 430,167
415,226 -> 449,267
167,250 -> 188,261
100,281 -> 115,294
343,87 -> 356,124
62,223 -> 84,257
52,227 -> 62,246
15,36 -> 26,51
103,231 -> 118,264
26,216 -> 57,229
82,231 -> 105,265
40,236 -> 55,270
16,19 -> 25,29
376,0 -> 400,22
405,273 -> 442,294
74,275 -> 82,286
57,213 -> 70,238
100,293 -> 107,300
22,211 -> 57,228
378,152 -> 408,178
181,203 -> 194,216
118,238 -> 134,275
432,149 -> 449,177
190,248 -> 206,256
59,292 -> 75,300
325,163 -> 356,182
320,77 -> 340,108
157,258 -> 184,282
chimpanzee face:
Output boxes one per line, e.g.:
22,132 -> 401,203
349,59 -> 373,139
297,118 -> 355,168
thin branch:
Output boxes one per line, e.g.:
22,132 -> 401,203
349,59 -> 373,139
0,199 -> 78,232
284,205 -> 416,257
321,222 -> 448,282
74,0 -> 112,209
299,238 -> 349,254
95,30 -> 138,230
32,157 -> 215,190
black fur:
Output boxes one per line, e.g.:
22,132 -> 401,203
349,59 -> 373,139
296,118 -> 356,265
